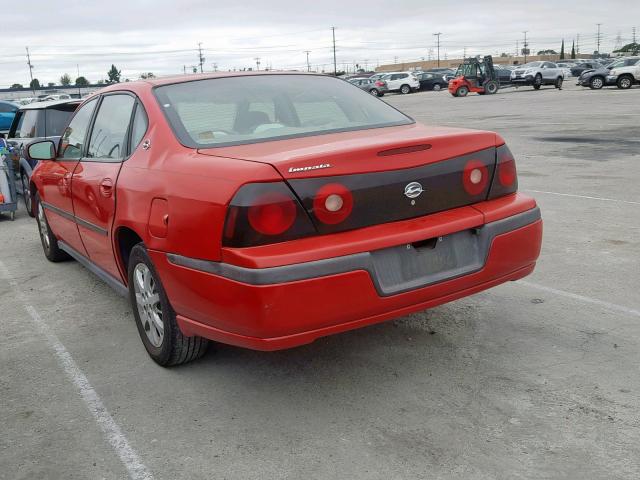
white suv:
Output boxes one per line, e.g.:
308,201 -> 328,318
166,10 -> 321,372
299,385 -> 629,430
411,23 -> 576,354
608,60 -> 640,89
380,72 -> 420,94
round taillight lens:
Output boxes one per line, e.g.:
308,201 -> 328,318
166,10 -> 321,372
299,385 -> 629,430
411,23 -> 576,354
313,183 -> 353,224
248,192 -> 296,235
462,160 -> 489,196
498,158 -> 517,186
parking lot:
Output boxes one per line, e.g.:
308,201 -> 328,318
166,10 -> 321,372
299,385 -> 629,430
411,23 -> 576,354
1,82 -> 639,479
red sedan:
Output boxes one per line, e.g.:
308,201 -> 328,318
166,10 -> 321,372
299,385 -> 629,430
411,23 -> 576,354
27,72 -> 542,366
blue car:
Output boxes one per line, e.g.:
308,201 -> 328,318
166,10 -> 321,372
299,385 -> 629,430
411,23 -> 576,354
0,100 -> 19,132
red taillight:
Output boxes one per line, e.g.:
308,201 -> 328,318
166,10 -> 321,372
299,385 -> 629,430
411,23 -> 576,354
248,192 -> 296,235
462,160 -> 489,196
312,183 -> 354,225
488,144 -> 518,199
223,182 -> 316,247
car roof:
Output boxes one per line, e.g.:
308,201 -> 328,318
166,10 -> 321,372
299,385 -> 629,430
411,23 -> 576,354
19,98 -> 83,110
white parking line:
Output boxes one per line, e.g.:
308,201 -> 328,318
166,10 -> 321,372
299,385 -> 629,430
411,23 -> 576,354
524,189 -> 640,206
518,280 -> 640,318
0,260 -> 154,480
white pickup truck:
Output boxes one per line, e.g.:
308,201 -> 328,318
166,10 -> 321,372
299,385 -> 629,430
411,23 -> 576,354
510,61 -> 565,90
608,61 -> 640,89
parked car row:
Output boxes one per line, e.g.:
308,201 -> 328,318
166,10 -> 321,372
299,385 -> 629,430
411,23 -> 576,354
576,57 -> 640,89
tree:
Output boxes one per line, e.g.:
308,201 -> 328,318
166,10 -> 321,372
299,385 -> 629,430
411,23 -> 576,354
29,78 -> 40,89
75,76 -> 89,86
10,83 -> 23,89
613,42 -> 640,55
107,64 -> 121,84
537,49 -> 557,55
59,73 -> 71,86
139,72 -> 155,79
560,39 -> 565,60
571,40 -> 576,59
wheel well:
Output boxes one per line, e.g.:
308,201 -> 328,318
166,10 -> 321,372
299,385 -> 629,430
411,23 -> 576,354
116,227 -> 143,275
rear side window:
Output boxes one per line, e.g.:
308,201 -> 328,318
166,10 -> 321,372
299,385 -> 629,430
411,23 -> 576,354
14,110 -> 39,138
45,104 -> 78,137
129,103 -> 148,152
87,94 -> 135,160
60,98 -> 98,159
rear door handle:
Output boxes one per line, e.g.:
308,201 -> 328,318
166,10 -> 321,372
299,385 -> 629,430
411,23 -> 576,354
99,178 -> 114,198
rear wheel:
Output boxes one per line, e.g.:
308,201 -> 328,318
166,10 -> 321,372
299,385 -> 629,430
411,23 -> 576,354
617,75 -> 633,89
369,88 -> 379,96
128,244 -> 209,366
35,193 -> 69,262
432,83 -> 442,91
400,84 -> 411,94
589,76 -> 604,89
555,77 -> 563,89
484,80 -> 499,94
21,173 -> 34,217
533,74 -> 542,90
456,86 -> 469,97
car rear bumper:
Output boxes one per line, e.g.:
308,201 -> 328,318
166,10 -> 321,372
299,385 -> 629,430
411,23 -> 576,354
150,195 -> 542,350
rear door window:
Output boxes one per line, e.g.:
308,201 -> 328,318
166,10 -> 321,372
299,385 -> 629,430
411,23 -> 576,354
86,94 -> 135,161
129,103 -> 149,153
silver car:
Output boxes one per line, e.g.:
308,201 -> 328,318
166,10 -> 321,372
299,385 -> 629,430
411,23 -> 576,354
348,77 -> 389,97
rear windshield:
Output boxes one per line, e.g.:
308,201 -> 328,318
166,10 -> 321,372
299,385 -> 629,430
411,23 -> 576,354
154,74 -> 413,148
45,104 -> 78,136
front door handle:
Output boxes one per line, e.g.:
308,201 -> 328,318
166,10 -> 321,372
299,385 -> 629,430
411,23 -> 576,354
99,178 -> 114,198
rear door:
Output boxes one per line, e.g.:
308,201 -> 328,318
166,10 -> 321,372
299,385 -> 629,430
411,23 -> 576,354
71,93 -> 137,280
38,98 -> 98,255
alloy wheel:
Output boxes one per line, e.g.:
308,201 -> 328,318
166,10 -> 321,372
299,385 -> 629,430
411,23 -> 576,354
37,202 -> 50,252
133,263 -> 164,348
22,175 -> 32,214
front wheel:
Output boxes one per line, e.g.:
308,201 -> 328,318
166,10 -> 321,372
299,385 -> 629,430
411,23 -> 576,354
21,173 -> 34,217
589,76 -> 604,89
432,84 -> 442,91
35,193 -> 69,262
484,80 -> 499,94
533,74 -> 542,90
400,84 -> 411,94
555,77 -> 563,89
617,75 -> 633,89
128,244 -> 209,366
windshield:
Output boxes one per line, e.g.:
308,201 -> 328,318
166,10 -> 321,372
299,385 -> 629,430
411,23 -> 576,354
155,75 -> 412,148
522,62 -> 543,68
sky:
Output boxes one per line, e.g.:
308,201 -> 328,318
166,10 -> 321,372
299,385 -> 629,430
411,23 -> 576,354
1,0 -> 637,88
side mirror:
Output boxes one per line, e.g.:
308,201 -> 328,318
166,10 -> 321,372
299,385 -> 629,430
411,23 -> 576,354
27,140 -> 56,160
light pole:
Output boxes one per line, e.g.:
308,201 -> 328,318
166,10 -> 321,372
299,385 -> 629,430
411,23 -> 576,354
304,50 -> 311,72
523,31 -> 529,63
433,33 -> 442,67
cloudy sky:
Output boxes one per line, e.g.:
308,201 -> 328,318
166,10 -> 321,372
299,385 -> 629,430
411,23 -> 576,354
1,1 -> 637,87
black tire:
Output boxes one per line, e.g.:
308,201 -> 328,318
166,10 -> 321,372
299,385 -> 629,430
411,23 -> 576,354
128,244 -> 209,366
400,84 -> 411,94
589,76 -> 604,89
484,80 -> 499,94
369,88 -> 379,96
21,173 -> 35,217
617,75 -> 633,89
555,77 -> 563,89
34,192 -> 69,262
533,74 -> 542,90
456,86 -> 469,97
432,83 -> 442,91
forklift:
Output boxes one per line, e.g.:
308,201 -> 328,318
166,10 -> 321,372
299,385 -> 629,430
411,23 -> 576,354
448,55 -> 500,97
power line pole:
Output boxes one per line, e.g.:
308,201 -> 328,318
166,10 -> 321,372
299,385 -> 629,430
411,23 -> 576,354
633,27 -> 637,44
433,32 -> 442,67
76,63 -> 81,97
331,27 -> 337,75
576,34 -> 581,55
305,51 -> 312,72
198,42 -> 205,73
26,46 -> 35,93
596,24 -> 603,54
522,31 -> 529,63
254,57 -> 261,71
